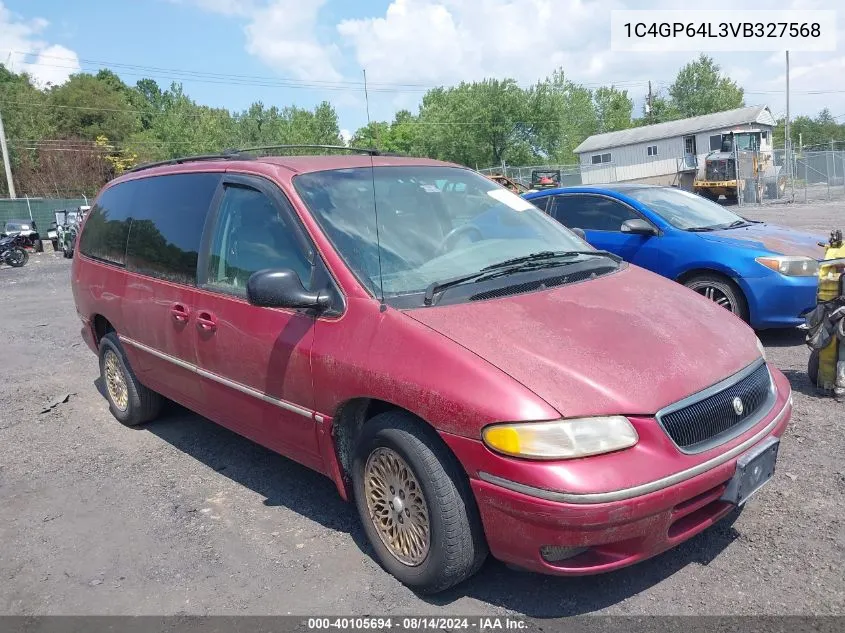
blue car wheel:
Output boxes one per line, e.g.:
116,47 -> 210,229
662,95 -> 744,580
682,273 -> 749,322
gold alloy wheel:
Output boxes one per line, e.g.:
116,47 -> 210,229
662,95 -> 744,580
364,447 -> 431,566
104,350 -> 129,412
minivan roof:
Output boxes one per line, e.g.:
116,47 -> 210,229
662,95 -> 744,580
123,153 -> 463,178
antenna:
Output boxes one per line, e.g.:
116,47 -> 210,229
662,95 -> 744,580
363,69 -> 371,126
361,67 -> 385,304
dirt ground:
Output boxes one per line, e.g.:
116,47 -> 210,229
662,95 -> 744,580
1,203 -> 843,618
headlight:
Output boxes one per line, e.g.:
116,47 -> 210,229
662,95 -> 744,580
755,255 -> 819,277
756,336 -> 767,361
481,416 -> 638,460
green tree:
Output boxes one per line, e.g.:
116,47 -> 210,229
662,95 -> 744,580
351,121 -> 390,148
48,73 -> 141,142
528,68 -> 597,162
668,54 -> 744,118
594,86 -> 633,134
638,92 -> 681,125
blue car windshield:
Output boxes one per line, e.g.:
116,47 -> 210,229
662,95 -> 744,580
293,166 -> 592,298
626,187 -> 747,230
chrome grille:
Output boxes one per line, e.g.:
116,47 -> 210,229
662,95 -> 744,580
657,361 -> 775,453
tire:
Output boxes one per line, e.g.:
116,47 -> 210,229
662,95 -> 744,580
808,349 -> 820,387
5,247 -> 28,267
683,273 -> 749,323
51,240 -> 59,253
351,411 -> 488,594
98,332 -> 162,426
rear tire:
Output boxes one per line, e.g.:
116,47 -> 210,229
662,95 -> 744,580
5,247 -> 28,267
98,332 -> 162,426
683,273 -> 749,323
351,410 -> 488,594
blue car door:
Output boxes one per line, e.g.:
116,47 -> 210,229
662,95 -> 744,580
547,193 -> 662,272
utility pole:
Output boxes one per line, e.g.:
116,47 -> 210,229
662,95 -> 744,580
786,51 -> 794,201
0,106 -> 16,199
647,81 -> 654,122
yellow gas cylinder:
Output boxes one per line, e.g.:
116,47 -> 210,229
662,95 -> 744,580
816,231 -> 845,389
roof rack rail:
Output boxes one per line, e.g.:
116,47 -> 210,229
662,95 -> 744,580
125,144 -> 406,174
234,144 -> 397,157
125,150 -> 245,174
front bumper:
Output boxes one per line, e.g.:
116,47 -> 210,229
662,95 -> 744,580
441,367 -> 792,576
739,272 -> 818,329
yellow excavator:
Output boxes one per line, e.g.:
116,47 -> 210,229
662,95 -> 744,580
805,229 -> 845,397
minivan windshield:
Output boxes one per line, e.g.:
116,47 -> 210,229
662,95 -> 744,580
625,187 -> 750,231
294,166 -> 602,303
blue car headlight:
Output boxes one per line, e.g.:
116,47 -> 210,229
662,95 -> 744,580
755,256 -> 819,277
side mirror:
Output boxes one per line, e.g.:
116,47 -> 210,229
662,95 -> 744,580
246,269 -> 330,311
621,218 -> 658,236
570,227 -> 587,240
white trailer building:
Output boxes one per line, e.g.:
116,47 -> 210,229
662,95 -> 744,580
573,105 -> 776,189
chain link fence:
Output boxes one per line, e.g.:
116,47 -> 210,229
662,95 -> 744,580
477,164 -> 582,188
481,147 -> 845,208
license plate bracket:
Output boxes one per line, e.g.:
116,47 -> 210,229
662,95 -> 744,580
719,437 -> 780,506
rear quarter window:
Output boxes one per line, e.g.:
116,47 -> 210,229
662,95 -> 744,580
79,172 -> 220,284
78,183 -> 135,265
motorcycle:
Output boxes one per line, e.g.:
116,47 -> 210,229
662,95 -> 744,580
0,234 -> 30,267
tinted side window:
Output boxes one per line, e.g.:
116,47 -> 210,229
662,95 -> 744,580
204,184 -> 313,297
528,196 -> 550,213
125,173 -> 221,285
78,181 -> 136,265
550,195 -> 639,231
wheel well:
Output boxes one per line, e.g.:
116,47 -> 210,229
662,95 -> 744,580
675,268 -> 751,317
677,268 -> 735,286
331,398 -> 394,476
92,315 -> 114,346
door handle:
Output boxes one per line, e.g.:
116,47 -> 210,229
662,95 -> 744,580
170,303 -> 190,323
196,311 -> 217,332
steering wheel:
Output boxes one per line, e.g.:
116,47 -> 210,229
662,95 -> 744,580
435,224 -> 483,256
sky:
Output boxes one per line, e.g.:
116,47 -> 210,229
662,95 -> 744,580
1,0 -> 844,140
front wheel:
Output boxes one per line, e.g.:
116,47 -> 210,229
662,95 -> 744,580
4,247 -> 28,267
684,274 -> 749,322
351,411 -> 488,594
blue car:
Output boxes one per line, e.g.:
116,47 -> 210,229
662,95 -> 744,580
522,184 -> 825,329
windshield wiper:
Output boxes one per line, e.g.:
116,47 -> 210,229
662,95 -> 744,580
725,219 -> 752,228
687,225 -> 721,232
481,249 -> 620,271
688,219 -> 752,232
423,251 -> 621,306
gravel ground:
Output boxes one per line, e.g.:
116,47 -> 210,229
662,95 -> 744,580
1,204 -> 843,617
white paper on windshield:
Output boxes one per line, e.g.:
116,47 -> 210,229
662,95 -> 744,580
420,184 -> 440,193
486,188 -> 535,211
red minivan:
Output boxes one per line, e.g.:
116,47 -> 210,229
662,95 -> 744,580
71,150 -> 792,594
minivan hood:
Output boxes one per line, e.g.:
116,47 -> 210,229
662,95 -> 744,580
699,222 -> 825,259
404,265 -> 761,418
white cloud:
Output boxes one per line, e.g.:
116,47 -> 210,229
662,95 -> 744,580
244,1 -> 342,82
334,0 -> 845,119
184,0 -> 845,121
0,1 -> 80,86
178,0 -> 342,81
